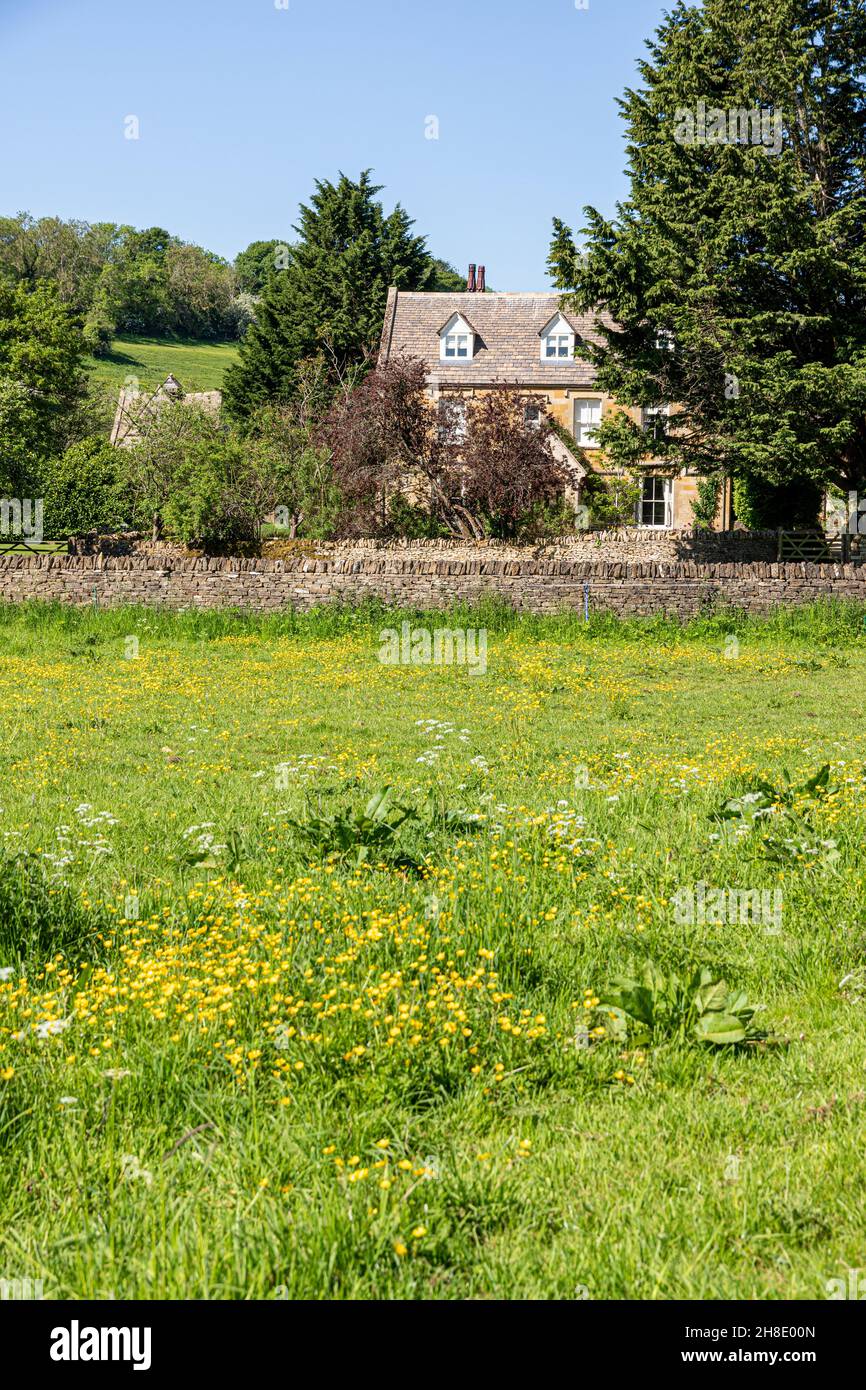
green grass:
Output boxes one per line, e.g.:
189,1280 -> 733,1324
85,335 -> 239,394
0,597 -> 865,1300
0,542 -> 67,555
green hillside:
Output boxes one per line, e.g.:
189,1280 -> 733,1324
85,335 -> 239,394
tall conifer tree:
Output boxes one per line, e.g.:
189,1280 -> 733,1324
549,0 -> 866,513
224,172 -> 436,419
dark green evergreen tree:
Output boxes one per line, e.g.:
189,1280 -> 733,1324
549,0 -> 866,514
223,172 -> 437,420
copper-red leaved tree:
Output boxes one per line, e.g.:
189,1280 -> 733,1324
323,358 -> 570,538
458,387 -> 569,538
323,355 -> 456,536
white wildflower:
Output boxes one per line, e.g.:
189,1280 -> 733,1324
36,1017 -> 72,1040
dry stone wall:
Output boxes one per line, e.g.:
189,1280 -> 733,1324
72,529 -> 780,565
0,549 -> 863,618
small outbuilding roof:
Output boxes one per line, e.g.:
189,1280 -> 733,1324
110,377 -> 222,448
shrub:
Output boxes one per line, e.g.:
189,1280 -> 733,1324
127,402 -> 267,548
692,474 -> 722,529
580,471 -> 642,528
160,431 -> 264,549
247,371 -> 342,539
733,475 -> 823,530
385,496 -> 449,539
41,437 -> 131,538
82,298 -> 116,357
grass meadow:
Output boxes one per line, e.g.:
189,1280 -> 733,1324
0,596 -> 865,1301
85,336 -> 239,393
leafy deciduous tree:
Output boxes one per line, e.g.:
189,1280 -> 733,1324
41,437 -> 131,537
233,239 -> 289,296
0,281 -> 87,490
246,359 -> 342,538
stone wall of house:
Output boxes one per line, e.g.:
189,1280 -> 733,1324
0,548 -> 863,618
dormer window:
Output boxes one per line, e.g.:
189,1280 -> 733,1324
445,332 -> 470,359
546,334 -> 571,360
439,313 -> 476,363
540,312 -> 575,362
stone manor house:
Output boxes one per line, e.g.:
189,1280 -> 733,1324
378,272 -> 731,531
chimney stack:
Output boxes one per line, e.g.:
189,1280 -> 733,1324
477,265 -> 486,292
467,263 -> 477,292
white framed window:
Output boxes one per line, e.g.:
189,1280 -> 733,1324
439,313 -> 475,363
540,312 -> 575,362
545,333 -> 572,359
524,403 -> 543,431
654,328 -> 675,352
573,397 -> 602,448
438,396 -> 467,442
444,333 -> 470,359
638,476 -> 672,528
642,403 -> 670,440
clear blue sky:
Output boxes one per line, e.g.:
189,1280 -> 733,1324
0,0 -> 670,289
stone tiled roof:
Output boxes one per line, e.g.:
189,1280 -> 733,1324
110,379 -> 222,448
379,290 -> 613,387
